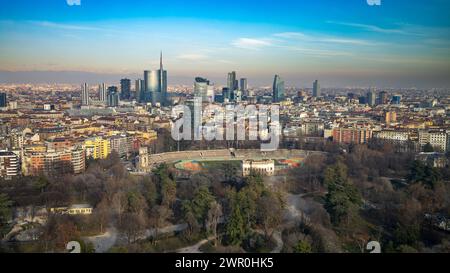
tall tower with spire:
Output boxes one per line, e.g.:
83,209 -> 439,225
143,51 -> 167,105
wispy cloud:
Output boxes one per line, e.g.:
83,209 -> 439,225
231,38 -> 274,50
177,53 -> 209,61
274,31 -> 374,46
30,21 -> 103,31
327,21 -> 412,35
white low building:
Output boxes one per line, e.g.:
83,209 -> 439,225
242,159 -> 275,177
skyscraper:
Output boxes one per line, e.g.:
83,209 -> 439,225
0,93 -> 7,108
81,83 -> 89,106
367,90 -> 376,106
194,77 -> 214,103
392,95 -> 402,105
143,52 -> 168,105
107,86 -> 119,107
135,79 -> 144,102
378,91 -> 389,105
120,78 -> 131,100
313,80 -> 321,97
227,71 -> 238,92
98,83 -> 107,103
272,75 -> 285,103
240,78 -> 248,96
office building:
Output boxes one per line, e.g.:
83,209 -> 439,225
194,77 -> 214,103
107,86 -> 119,107
81,83 -> 89,106
98,83 -> 107,103
0,93 -> 7,108
379,91 -> 389,105
392,95 -> 402,105
227,71 -> 238,92
143,52 -> 167,105
367,90 -> 376,106
135,79 -> 144,102
120,78 -> 131,100
240,78 -> 248,96
272,75 -> 285,102
313,80 -> 321,97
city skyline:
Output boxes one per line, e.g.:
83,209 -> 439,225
0,0 -> 449,88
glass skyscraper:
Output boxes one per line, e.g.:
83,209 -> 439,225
107,86 -> 119,107
120,78 -> 131,100
98,83 -> 107,104
143,52 -> 167,105
313,80 -> 321,97
0,93 -> 7,108
81,83 -> 89,106
272,75 -> 285,103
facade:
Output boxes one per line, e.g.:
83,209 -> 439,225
242,159 -> 275,177
392,95 -> 402,105
0,93 -> 7,108
418,130 -> 448,152
84,137 -> 111,159
0,151 -> 20,180
135,79 -> 144,102
300,121 -> 325,137
332,126 -> 373,144
367,90 -> 376,106
227,71 -> 238,92
120,78 -> 131,100
98,83 -> 107,103
313,80 -> 321,97
107,86 -> 119,107
81,83 -> 89,106
110,134 -> 133,157
272,75 -> 285,102
194,77 -> 214,103
143,52 -> 167,105
23,146 -> 86,177
385,111 -> 397,124
378,91 -> 389,105
240,78 -> 248,96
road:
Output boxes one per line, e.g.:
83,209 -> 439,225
176,236 -> 215,253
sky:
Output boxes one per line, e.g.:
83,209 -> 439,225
0,0 -> 450,88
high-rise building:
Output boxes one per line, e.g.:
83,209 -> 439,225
0,93 -> 7,108
313,80 -> 321,97
81,83 -> 89,106
107,86 -> 119,107
367,90 -> 376,106
120,78 -> 131,100
143,52 -> 168,105
272,75 -> 285,103
222,88 -> 231,102
194,77 -> 214,103
392,95 -> 402,105
379,91 -> 389,105
227,71 -> 238,92
240,78 -> 248,96
98,83 -> 107,103
135,79 -> 144,102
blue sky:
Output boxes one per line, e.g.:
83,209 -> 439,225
0,0 -> 449,87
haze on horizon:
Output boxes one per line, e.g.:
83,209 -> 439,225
0,0 -> 449,88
